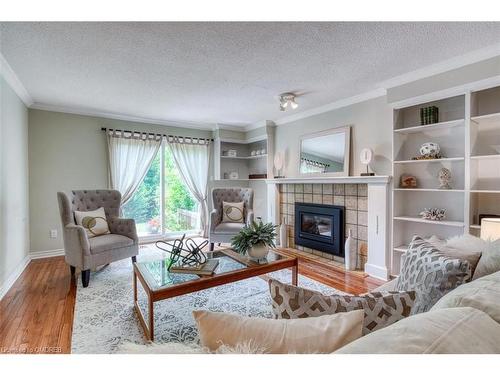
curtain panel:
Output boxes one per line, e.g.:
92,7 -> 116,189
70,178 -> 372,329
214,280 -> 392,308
107,131 -> 162,206
167,138 -> 211,237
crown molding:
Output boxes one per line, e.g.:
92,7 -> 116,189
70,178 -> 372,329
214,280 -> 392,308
379,43 -> 500,89
273,88 -> 386,126
215,123 -> 248,131
30,102 -> 216,131
0,53 -> 33,107
390,74 -> 500,109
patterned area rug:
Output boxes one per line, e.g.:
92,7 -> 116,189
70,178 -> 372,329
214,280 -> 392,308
71,245 -> 339,353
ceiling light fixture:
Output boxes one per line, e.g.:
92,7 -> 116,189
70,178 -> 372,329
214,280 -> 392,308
279,93 -> 298,111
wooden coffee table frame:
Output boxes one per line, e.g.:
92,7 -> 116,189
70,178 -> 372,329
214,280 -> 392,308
133,248 -> 298,341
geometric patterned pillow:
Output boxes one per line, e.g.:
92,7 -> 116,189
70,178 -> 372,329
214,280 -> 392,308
396,235 -> 471,315
268,278 -> 415,335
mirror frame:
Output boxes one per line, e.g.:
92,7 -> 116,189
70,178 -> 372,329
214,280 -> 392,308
298,125 -> 351,177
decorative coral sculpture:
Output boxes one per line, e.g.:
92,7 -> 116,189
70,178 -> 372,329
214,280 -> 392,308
419,208 -> 446,221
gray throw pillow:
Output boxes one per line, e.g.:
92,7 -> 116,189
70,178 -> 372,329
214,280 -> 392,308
268,278 -> 415,335
396,236 -> 471,314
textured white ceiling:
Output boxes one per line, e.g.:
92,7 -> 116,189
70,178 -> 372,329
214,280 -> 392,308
1,22 -> 500,128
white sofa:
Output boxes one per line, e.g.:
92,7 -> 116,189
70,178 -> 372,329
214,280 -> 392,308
119,270 -> 500,354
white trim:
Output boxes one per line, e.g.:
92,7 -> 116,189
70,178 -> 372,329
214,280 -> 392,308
265,175 -> 391,185
0,53 -> 33,106
390,75 -> 500,109
364,263 -> 389,281
219,134 -> 267,144
29,102 -> 217,131
216,123 -> 248,131
274,88 -> 386,126
0,255 -> 31,301
29,248 -> 65,259
380,43 -> 500,89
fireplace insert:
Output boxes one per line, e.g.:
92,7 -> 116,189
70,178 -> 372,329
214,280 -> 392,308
294,202 -> 344,257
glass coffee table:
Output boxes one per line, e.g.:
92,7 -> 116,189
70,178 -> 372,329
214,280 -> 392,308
133,248 -> 298,341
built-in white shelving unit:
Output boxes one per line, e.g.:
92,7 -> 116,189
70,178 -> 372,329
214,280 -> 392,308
391,84 -> 500,276
213,124 -> 275,182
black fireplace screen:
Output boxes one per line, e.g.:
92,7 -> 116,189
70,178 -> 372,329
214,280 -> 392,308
295,202 -> 344,257
301,214 -> 332,237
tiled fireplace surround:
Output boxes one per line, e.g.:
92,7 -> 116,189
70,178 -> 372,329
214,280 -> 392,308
279,183 -> 368,269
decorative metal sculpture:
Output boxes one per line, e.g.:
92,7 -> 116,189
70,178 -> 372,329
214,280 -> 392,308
156,234 -> 208,270
419,208 -> 446,221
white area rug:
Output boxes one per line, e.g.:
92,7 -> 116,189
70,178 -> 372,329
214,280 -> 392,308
71,245 -> 338,353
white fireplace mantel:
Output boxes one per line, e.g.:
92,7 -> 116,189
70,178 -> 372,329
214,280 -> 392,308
265,176 -> 391,185
266,175 -> 392,281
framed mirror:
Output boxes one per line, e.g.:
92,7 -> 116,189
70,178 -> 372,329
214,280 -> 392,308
299,126 -> 350,177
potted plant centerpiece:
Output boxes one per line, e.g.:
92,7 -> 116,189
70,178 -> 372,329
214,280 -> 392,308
231,219 -> 278,261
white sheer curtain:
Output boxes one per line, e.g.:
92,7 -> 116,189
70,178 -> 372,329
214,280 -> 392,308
167,138 -> 211,237
107,131 -> 162,205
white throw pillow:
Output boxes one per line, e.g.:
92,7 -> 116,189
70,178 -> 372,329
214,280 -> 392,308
74,207 -> 110,238
335,307 -> 500,354
221,201 -> 245,223
446,234 -> 500,280
193,309 -> 364,354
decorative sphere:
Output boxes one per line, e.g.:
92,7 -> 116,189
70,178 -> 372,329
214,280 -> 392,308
419,142 -> 440,157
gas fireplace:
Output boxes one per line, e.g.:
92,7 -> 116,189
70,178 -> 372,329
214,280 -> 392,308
294,202 -> 344,257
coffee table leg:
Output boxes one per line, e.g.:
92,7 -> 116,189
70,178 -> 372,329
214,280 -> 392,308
148,294 -> 154,341
292,262 -> 298,286
134,269 -> 155,341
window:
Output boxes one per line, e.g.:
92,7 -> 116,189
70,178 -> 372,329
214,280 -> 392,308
122,144 -> 199,238
122,152 -> 161,236
164,146 -> 199,233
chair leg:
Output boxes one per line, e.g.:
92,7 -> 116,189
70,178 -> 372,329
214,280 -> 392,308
81,269 -> 90,288
209,243 -> 215,251
132,256 -> 137,263
70,265 -> 76,276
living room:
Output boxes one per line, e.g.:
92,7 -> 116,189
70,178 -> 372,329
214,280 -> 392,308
1,1 -> 500,370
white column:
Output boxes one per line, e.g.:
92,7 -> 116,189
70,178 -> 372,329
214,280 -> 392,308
364,183 -> 390,281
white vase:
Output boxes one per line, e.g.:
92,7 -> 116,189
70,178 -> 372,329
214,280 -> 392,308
248,242 -> 269,260
279,220 -> 287,248
344,229 -> 356,271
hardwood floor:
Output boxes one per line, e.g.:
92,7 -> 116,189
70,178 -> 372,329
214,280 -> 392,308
0,249 -> 382,354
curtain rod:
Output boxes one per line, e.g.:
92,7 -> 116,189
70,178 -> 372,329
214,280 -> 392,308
101,127 -> 213,142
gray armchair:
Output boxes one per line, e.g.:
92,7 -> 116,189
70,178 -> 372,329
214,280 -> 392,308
57,190 -> 139,287
209,188 -> 254,251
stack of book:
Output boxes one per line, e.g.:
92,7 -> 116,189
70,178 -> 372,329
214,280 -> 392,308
420,106 -> 439,125
169,259 -> 219,276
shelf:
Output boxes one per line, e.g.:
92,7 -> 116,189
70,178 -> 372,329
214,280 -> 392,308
470,189 -> 500,194
393,216 -> 465,227
394,119 -> 464,134
471,112 -> 500,126
394,157 -> 464,164
470,224 -> 481,230
221,154 -> 267,160
220,178 -> 267,181
470,154 -> 500,160
394,244 -> 409,253
393,188 -> 464,192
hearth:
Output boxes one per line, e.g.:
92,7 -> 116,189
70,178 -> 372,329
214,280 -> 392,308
294,202 -> 344,257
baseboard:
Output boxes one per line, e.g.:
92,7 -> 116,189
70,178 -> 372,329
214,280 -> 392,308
30,249 -> 65,259
364,263 -> 390,281
0,255 -> 31,300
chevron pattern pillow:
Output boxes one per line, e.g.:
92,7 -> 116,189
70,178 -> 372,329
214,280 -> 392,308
396,235 -> 472,314
269,279 -> 415,335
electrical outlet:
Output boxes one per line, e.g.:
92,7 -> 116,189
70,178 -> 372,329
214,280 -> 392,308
50,229 -> 58,239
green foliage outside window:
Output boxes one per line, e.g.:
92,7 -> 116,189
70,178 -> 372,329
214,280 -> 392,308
122,146 -> 198,235
164,146 -> 198,232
